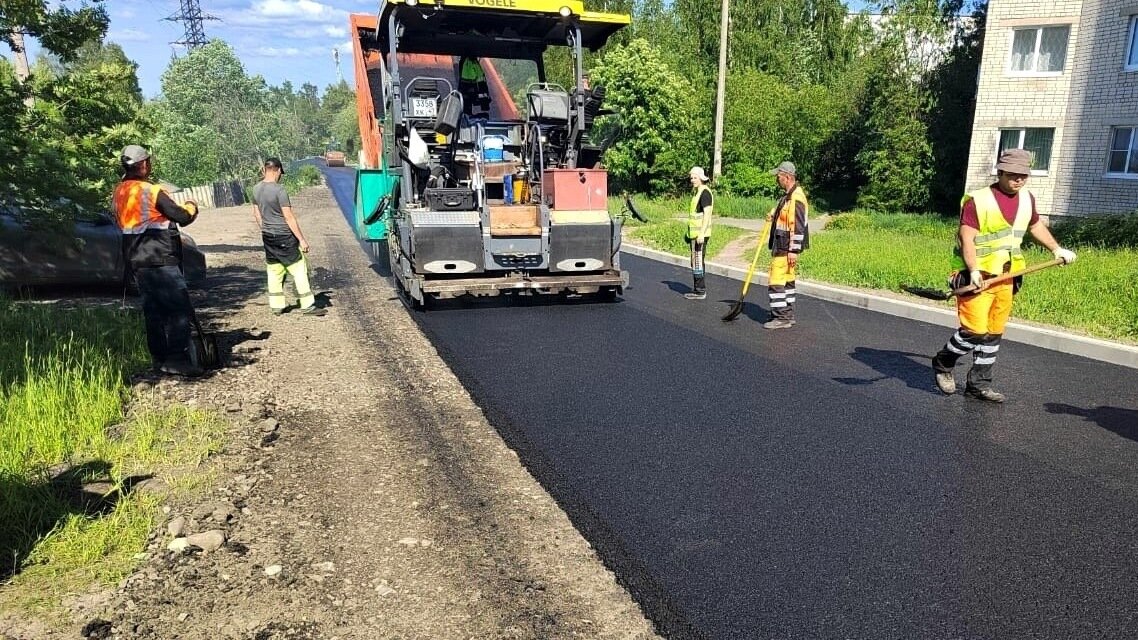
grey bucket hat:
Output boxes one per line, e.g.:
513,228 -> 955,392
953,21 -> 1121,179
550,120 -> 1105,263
995,148 -> 1033,174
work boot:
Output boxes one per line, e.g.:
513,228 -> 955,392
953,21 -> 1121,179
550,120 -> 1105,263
964,386 -> 1006,403
763,318 -> 794,329
684,291 -> 707,300
933,360 -> 956,395
271,307 -> 285,316
301,305 -> 327,317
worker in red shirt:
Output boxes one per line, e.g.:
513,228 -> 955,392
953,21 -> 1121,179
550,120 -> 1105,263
932,148 -> 1077,402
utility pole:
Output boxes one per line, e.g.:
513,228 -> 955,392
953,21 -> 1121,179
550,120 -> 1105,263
711,0 -> 729,181
9,29 -> 34,107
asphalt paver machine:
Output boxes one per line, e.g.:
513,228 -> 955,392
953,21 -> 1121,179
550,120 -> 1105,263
349,0 -> 630,307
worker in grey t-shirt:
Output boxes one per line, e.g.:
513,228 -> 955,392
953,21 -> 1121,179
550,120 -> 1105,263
251,158 -> 325,316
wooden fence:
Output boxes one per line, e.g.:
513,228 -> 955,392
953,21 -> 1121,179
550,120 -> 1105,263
169,180 -> 246,209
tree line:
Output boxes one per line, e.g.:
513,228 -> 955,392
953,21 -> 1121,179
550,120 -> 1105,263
1,2 -> 358,223
587,0 -> 987,214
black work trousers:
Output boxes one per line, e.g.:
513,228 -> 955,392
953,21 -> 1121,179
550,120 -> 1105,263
134,265 -> 194,365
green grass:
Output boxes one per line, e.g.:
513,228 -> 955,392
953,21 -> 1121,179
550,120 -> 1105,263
611,194 -> 777,223
622,203 -> 1138,342
630,222 -> 749,260
0,300 -> 226,616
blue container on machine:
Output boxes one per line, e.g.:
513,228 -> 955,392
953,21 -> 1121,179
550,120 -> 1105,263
482,135 -> 505,162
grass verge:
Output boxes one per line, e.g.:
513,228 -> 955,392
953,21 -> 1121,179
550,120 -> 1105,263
630,222 -> 749,260
622,201 -> 1138,342
0,300 -> 226,618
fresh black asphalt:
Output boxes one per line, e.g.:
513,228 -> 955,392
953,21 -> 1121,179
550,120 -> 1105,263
320,164 -> 1138,639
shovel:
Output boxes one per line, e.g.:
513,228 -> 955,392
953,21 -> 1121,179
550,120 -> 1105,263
902,258 -> 1064,301
722,217 -> 773,322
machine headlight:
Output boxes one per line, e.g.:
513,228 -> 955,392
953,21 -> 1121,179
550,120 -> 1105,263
406,0 -> 419,6
558,5 -> 572,16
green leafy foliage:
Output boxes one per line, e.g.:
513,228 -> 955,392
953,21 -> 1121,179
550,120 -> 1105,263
591,39 -> 700,194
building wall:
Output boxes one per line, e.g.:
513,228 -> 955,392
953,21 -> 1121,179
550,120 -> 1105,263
967,0 -> 1138,217
965,0 -> 1084,217
1052,0 -> 1138,216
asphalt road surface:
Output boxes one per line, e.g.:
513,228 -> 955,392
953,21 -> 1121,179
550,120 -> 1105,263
321,165 -> 1138,639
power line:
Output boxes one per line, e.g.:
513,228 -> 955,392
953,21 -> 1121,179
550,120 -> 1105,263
165,0 -> 219,51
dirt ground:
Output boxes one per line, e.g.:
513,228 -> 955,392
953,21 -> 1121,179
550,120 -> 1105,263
0,185 -> 659,640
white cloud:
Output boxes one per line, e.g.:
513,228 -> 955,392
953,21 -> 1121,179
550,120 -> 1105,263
107,28 -> 150,43
324,25 -> 347,37
252,0 -> 337,19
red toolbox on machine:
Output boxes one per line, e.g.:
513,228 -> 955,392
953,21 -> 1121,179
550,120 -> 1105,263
542,169 -> 608,211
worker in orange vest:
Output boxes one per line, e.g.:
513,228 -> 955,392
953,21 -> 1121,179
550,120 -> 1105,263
112,144 -> 203,377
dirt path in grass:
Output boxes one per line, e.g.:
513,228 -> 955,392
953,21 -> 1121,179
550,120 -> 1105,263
0,184 -> 658,640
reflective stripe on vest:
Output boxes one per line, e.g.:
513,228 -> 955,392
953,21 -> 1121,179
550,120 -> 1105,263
688,185 -> 713,239
113,180 -> 170,235
955,187 -> 1031,273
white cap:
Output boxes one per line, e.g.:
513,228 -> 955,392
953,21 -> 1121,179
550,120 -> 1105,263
689,166 -> 709,182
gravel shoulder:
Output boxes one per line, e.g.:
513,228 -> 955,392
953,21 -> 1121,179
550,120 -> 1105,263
3,184 -> 659,639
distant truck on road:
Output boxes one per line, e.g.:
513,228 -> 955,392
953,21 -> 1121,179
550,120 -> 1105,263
348,0 -> 630,307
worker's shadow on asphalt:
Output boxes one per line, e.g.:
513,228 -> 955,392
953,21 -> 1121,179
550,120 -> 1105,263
832,347 -> 939,393
663,280 -> 697,295
1044,403 -> 1138,442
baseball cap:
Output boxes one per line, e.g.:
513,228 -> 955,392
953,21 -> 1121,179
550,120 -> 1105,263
689,166 -> 709,182
770,161 -> 796,176
264,157 -> 285,173
120,144 -> 150,166
995,148 -> 1032,174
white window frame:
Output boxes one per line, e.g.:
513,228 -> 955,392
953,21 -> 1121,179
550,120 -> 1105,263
1105,126 -> 1138,179
992,128 -> 1053,177
1126,17 -> 1138,72
1006,26 -> 1069,76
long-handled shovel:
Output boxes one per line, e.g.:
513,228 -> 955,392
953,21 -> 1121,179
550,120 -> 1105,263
902,257 -> 1064,301
722,220 -> 773,322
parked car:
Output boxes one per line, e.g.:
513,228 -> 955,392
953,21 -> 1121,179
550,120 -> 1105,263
0,207 -> 206,291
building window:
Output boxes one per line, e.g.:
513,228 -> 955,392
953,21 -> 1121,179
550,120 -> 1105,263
1127,17 -> 1138,71
1008,26 -> 1070,74
997,128 -> 1054,175
1107,127 -> 1138,176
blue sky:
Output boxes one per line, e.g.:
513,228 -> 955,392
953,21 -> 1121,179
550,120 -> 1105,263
11,1 -> 375,98
6,0 -> 874,99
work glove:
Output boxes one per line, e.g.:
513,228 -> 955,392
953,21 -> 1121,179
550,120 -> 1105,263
1053,246 -> 1077,264
185,200 -> 198,217
969,270 -> 983,289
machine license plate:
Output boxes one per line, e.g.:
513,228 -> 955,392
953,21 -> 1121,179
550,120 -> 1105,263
411,98 -> 437,118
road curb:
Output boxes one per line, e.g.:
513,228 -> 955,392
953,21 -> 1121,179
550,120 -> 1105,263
621,243 -> 1138,370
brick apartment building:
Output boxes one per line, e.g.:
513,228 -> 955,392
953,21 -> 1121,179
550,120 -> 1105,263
965,0 -> 1138,217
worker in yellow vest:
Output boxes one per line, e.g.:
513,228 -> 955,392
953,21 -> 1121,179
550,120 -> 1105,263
684,166 -> 714,299
932,148 -> 1077,402
764,161 -> 809,329
112,144 -> 203,377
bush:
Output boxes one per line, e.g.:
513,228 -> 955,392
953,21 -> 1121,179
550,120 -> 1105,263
1051,212 -> 1138,250
282,164 -> 321,193
825,212 -> 873,231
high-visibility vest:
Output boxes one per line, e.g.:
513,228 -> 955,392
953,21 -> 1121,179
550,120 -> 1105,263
687,185 -> 713,240
773,186 -> 808,237
953,187 -> 1031,274
113,179 -> 170,234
